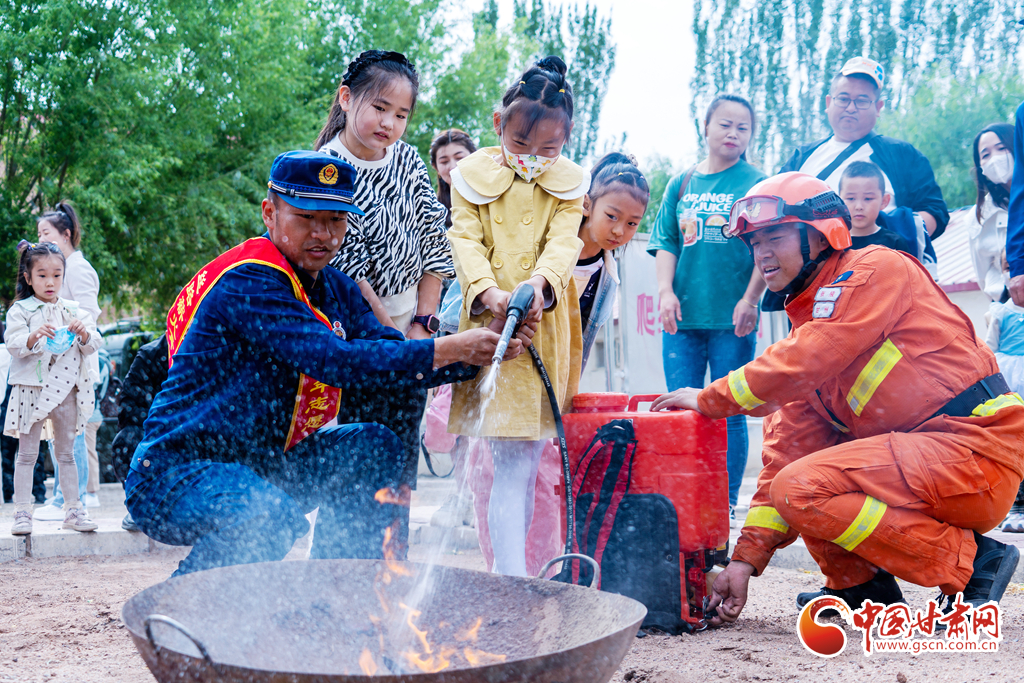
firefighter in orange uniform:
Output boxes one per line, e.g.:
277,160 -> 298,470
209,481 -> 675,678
652,172 -> 1024,625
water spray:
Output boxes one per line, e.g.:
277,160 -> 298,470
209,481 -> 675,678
488,283 -> 577,563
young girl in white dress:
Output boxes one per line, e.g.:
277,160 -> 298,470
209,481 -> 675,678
6,241 -> 101,535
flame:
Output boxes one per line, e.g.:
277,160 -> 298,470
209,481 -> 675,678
399,603 -> 455,673
359,648 -> 378,676
463,647 -> 507,666
382,522 -> 412,577
457,616 -> 482,642
374,486 -> 409,506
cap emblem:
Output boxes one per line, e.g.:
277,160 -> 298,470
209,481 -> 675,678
318,164 -> 339,185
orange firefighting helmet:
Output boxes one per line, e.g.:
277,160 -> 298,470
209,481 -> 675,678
726,172 -> 852,250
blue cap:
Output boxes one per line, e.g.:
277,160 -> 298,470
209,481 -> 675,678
267,150 -> 364,215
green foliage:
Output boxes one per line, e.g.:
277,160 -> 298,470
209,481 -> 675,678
513,0 -> 616,163
636,155 -> 678,235
879,71 -> 1022,209
691,0 -> 1023,171
1,0 -> 616,318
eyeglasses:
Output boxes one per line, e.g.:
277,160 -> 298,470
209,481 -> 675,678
831,95 -> 876,110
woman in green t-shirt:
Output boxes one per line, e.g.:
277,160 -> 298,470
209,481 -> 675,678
647,94 -> 766,518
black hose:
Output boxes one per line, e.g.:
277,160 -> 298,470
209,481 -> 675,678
527,344 -> 575,556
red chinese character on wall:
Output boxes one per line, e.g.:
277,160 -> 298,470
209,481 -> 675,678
637,294 -> 656,336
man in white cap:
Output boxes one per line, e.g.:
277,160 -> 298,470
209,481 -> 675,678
759,57 -> 950,312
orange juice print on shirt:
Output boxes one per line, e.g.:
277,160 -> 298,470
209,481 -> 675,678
679,208 -> 702,247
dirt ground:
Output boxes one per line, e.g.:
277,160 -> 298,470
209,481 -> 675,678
0,550 -> 1020,683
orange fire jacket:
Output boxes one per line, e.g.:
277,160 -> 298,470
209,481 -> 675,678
697,246 -> 1019,574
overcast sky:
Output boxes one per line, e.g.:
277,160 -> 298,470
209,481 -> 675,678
460,0 -> 698,172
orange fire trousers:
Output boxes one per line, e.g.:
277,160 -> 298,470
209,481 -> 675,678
770,424 -> 1021,595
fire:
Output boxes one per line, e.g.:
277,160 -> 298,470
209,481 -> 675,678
359,648 -> 378,676
399,603 -> 456,673
456,615 -> 507,667
374,486 -> 409,506
457,616 -> 482,642
360,505 -> 507,675
382,522 -> 412,577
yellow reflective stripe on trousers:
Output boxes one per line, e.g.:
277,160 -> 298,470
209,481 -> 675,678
846,339 -> 903,416
744,506 -> 789,533
833,496 -> 887,552
729,367 -> 766,411
972,392 -> 1024,417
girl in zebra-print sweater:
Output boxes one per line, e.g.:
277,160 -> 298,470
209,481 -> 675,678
315,50 -> 452,340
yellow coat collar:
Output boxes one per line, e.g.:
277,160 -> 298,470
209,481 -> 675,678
452,147 -> 589,204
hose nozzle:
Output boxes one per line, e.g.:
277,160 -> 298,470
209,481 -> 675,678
491,283 -> 536,365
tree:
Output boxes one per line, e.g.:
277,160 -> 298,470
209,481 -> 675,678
0,0 -> 458,312
636,155 -> 678,235
513,0 -> 616,164
879,71 -> 1022,209
690,0 -> 1023,171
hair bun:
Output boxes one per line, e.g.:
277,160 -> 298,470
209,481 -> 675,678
535,56 -> 568,77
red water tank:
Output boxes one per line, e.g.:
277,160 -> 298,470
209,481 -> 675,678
562,392 -> 729,624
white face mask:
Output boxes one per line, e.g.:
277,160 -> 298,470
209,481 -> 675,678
502,144 -> 559,183
981,152 -> 1013,185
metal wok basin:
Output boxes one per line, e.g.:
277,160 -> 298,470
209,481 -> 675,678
122,559 -> 646,682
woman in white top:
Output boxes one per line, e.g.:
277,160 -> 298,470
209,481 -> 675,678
34,201 -> 103,515
968,123 -> 1014,301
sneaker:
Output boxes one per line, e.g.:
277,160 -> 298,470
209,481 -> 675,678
34,503 -> 65,521
121,514 -> 140,532
730,505 -> 740,528
430,492 -> 474,528
11,511 -> 33,535
796,569 -> 905,616
82,492 -> 101,508
955,531 -> 1020,608
1001,512 -> 1024,533
62,506 -> 98,532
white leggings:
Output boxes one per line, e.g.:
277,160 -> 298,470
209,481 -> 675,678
488,439 -> 546,577
14,391 -> 78,510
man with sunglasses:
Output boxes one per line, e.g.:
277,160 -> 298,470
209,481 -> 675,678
652,172 -> 1024,626
761,58 -> 948,313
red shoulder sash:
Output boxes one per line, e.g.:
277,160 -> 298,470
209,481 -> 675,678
166,237 -> 342,451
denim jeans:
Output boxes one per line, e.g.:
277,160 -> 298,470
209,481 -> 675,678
125,422 -> 405,576
50,432 -> 89,507
662,328 -> 756,507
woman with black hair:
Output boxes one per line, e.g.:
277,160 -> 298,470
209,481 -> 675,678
647,94 -> 767,522
430,129 -> 478,228
967,122 -> 1014,302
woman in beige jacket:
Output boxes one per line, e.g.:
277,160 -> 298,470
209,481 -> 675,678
447,56 -> 586,576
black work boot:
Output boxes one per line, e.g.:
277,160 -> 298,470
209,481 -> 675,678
796,569 -> 904,616
956,531 -> 1020,608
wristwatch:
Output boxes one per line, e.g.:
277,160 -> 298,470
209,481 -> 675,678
412,314 -> 440,334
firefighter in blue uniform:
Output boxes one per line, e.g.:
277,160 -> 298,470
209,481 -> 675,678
125,151 -> 519,576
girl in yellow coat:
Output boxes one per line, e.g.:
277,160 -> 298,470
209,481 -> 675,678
448,56 -> 586,576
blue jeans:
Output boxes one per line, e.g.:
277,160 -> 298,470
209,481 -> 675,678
50,432 -> 88,507
662,328 -> 756,507
125,423 -> 405,576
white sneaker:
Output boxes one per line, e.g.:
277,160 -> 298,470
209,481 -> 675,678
11,510 -> 33,535
63,506 -> 98,532
34,503 -> 65,521
430,492 -> 474,528
82,492 -> 101,508
1002,512 -> 1024,533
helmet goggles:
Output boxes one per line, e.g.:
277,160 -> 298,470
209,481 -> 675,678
726,191 -> 851,238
